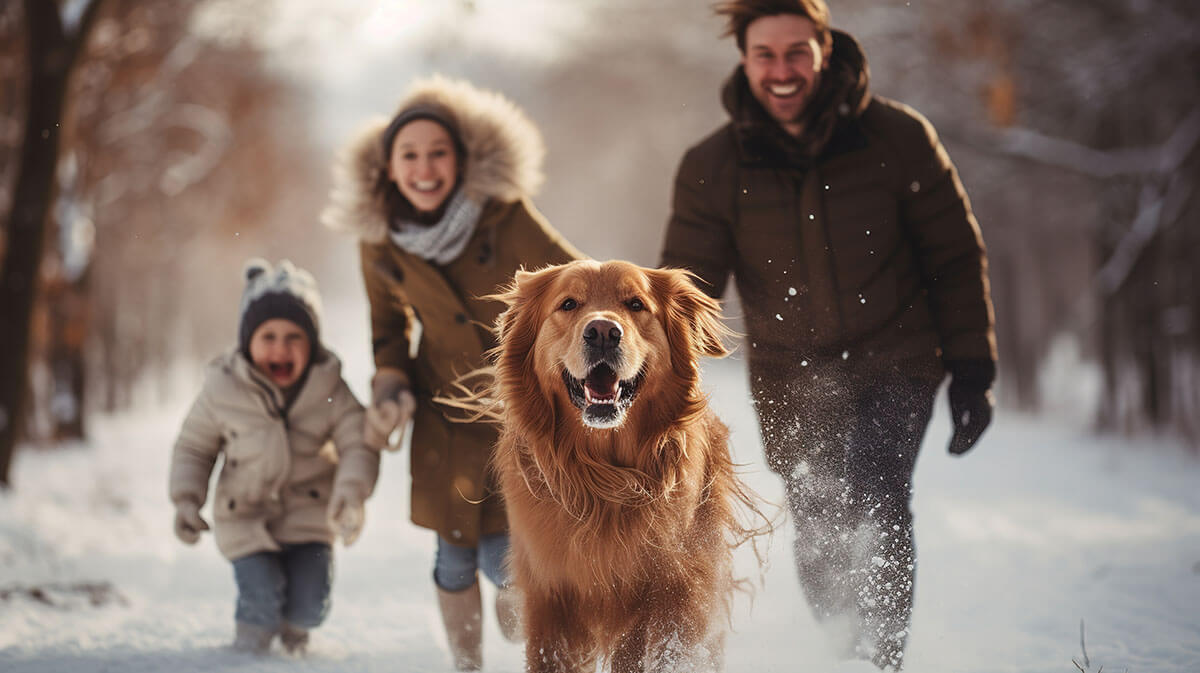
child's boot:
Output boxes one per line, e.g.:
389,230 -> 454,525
280,622 -> 309,655
436,582 -> 483,671
232,621 -> 275,654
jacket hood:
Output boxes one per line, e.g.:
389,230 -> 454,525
722,29 -> 871,167
322,75 -> 546,243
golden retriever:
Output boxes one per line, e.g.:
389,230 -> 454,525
489,260 -> 765,673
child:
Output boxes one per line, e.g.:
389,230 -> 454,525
169,258 -> 379,655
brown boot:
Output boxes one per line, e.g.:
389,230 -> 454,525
495,584 -> 523,643
280,622 -> 309,656
437,582 -> 483,671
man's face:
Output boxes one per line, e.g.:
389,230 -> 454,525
740,14 -> 830,136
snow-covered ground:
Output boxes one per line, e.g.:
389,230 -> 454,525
2,350 -> 1199,673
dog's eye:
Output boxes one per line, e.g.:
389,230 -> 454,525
626,298 -> 645,312
559,298 -> 578,311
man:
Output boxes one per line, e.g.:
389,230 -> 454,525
659,0 -> 997,669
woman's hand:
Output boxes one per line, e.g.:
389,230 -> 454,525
365,390 -> 416,450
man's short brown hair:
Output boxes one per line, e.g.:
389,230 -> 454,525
715,0 -> 832,52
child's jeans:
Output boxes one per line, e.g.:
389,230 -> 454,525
232,542 -> 333,630
433,532 -> 510,591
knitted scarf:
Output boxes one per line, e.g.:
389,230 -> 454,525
387,187 -> 482,265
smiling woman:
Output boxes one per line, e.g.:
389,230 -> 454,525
322,75 -> 583,671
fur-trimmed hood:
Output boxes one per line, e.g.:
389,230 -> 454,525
322,75 -> 546,243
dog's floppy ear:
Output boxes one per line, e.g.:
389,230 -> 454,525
492,265 -> 563,350
491,264 -> 568,436
652,268 -> 731,362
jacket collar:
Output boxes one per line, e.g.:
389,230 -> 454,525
722,29 -> 871,169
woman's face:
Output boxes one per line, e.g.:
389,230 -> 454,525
388,119 -> 459,214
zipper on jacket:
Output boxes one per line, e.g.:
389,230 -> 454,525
247,372 -> 293,504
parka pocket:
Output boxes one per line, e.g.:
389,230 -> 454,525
215,424 -> 286,517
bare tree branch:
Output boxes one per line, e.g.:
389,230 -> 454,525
950,106 -> 1200,180
1095,182 -> 1166,296
1080,619 -> 1090,669
158,103 -> 231,195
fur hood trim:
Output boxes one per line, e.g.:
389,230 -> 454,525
322,75 -> 546,243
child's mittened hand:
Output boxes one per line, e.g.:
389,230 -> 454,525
328,487 -> 366,546
364,390 -> 416,450
174,502 -> 210,545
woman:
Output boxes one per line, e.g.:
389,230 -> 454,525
322,75 -> 582,671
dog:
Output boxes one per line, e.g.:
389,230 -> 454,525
489,260 -> 766,673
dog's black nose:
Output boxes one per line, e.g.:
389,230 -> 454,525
583,319 -> 622,351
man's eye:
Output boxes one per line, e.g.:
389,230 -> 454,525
560,298 -> 577,311
627,298 -> 645,312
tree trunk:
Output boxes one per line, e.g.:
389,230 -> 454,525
0,0 -> 104,487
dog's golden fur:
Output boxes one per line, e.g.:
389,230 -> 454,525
490,260 -> 765,673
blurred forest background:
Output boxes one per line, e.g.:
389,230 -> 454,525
1,0 -> 1197,486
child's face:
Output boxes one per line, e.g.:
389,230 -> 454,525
248,318 -> 311,388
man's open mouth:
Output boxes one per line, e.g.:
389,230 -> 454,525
561,363 -> 644,429
767,82 -> 800,98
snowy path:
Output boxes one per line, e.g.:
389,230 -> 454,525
2,354 -> 1198,672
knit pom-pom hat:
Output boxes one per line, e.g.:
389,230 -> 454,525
237,258 -> 322,359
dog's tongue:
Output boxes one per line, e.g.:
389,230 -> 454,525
585,365 -> 619,402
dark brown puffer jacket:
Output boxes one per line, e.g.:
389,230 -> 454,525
661,30 -> 996,386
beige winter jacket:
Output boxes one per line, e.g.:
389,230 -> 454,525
169,348 -> 379,560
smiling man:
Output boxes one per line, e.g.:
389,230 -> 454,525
660,0 -> 998,669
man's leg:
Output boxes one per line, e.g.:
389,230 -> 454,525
843,378 -> 937,670
756,369 -> 862,653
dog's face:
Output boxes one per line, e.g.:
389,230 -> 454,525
496,260 -> 729,431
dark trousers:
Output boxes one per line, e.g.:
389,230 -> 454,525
753,367 -> 938,670
231,542 -> 333,630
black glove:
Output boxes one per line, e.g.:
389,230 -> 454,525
945,359 -> 995,456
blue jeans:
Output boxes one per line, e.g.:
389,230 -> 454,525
232,542 -> 333,630
433,532 -> 511,592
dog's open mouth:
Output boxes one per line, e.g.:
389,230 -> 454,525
562,364 -> 644,429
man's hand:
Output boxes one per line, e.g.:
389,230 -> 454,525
946,360 -> 996,456
364,390 -> 416,450
327,485 -> 367,546
174,501 -> 209,545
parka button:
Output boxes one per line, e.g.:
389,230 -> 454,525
454,313 -> 468,324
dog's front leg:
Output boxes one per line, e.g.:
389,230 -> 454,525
610,621 -> 648,673
523,591 -> 594,673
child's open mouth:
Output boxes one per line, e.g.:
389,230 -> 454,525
267,362 -> 295,380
